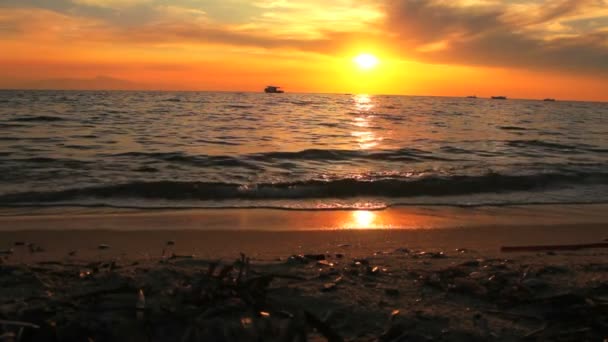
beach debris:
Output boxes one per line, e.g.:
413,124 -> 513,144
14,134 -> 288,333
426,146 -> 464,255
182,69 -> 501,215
379,314 -> 418,342
97,244 -> 110,250
521,278 -> 548,290
385,288 -> 400,297
394,247 -> 410,254
429,251 -> 447,259
317,260 -> 334,267
26,243 -> 44,253
304,310 -> 344,342
501,242 -> 608,252
353,258 -> 369,266
286,254 -> 308,265
450,278 -> 487,296
537,265 -> 568,275
168,253 -> 193,259
322,282 -> 338,292
304,254 -> 325,261
413,250 -> 446,259
367,266 -> 380,275
391,309 -> 400,319
79,270 -> 92,279
1,251 -> 606,341
0,320 -> 40,329
135,289 -> 146,321
461,260 -> 481,267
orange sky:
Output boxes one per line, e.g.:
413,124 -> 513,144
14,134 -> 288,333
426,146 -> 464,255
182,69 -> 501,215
0,0 -> 607,101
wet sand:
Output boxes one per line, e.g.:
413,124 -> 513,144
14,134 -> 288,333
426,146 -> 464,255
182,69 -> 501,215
1,204 -> 607,261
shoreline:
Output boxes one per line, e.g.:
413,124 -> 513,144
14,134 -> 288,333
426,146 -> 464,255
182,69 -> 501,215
2,203 -> 608,230
1,203 -> 607,261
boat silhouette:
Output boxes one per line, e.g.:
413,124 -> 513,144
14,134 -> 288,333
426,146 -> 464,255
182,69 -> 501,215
264,86 -> 284,93
491,96 -> 507,100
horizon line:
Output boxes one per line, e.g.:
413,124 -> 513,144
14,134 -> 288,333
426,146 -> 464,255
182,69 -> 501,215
0,88 -> 605,104
0,87 -> 608,103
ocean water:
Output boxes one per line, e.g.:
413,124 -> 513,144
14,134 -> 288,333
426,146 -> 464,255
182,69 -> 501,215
0,90 -> 607,210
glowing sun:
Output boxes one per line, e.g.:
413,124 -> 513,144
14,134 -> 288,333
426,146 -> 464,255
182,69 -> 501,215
354,53 -> 379,70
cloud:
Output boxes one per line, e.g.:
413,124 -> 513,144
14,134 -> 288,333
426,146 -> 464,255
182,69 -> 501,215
0,0 -> 606,75
384,0 -> 608,74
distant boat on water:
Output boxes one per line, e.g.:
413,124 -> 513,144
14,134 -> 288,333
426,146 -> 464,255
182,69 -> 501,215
543,98 -> 556,102
264,86 -> 284,93
466,95 -> 477,99
491,96 -> 507,100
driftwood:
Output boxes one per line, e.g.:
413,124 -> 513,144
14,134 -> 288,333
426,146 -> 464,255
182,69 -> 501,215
501,242 -> 608,252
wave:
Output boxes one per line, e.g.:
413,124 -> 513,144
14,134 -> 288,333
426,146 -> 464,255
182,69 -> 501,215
506,140 -> 585,151
109,152 -> 260,169
2,171 -> 607,204
499,126 -> 528,131
105,148 -> 453,164
9,116 -> 66,122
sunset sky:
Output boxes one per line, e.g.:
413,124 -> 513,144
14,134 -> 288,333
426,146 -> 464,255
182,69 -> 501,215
0,0 -> 607,100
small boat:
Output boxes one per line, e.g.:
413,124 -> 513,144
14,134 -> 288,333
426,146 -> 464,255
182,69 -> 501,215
264,86 -> 284,93
466,95 -> 477,99
491,96 -> 507,100
543,98 -> 556,102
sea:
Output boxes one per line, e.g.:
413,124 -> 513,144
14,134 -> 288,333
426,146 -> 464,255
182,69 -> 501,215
0,90 -> 607,210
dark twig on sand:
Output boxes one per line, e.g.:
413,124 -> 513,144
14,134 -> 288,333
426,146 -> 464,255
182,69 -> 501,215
0,320 -> 39,329
501,242 -> 608,252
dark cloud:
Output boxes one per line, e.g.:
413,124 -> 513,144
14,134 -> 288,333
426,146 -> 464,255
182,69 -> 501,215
384,0 -> 608,74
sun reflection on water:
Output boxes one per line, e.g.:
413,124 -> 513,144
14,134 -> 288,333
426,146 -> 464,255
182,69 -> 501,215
353,210 -> 375,226
352,94 -> 382,150
354,94 -> 374,112
343,210 -> 381,229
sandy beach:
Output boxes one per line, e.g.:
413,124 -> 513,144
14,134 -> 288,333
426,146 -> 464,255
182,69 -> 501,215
1,205 -> 607,341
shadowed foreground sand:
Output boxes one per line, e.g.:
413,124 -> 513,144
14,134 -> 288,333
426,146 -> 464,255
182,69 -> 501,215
0,205 -> 607,341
